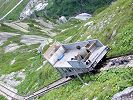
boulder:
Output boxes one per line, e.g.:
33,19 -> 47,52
112,87 -> 133,100
58,16 -> 67,24
75,13 -> 92,20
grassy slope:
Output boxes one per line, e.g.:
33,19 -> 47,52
0,15 -> 61,95
6,0 -> 29,21
0,20 -> 60,95
0,0 -> 28,21
83,0 -> 133,57
0,95 -> 6,100
40,0 -> 133,99
45,0 -> 114,18
0,0 -> 19,18
0,23 -> 20,33
40,68 -> 133,100
54,0 -> 133,57
0,0 -> 132,99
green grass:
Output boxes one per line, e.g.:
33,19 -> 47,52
27,23 -> 50,37
0,44 -> 38,74
40,68 -> 133,100
39,0 -> 133,99
54,0 -> 133,57
0,0 -> 19,18
83,0 -> 133,57
0,23 -> 20,33
54,18 -> 87,43
0,95 -> 6,100
17,62 -> 60,95
0,40 -> 60,95
0,18 -> 59,95
4,0 -> 29,21
1,35 -> 23,47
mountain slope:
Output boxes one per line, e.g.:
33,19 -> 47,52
39,0 -> 133,99
44,0 -> 115,18
0,0 -> 28,21
54,0 -> 133,57
0,0 -> 132,99
84,0 -> 133,56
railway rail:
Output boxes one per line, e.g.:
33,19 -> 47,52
0,54 -> 133,100
0,77 -> 72,100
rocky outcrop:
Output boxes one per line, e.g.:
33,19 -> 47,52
20,0 -> 48,20
4,43 -> 21,53
112,87 -> 133,100
20,35 -> 52,45
58,16 -> 67,24
0,32 -> 19,46
74,13 -> 92,20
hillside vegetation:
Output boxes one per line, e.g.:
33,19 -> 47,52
54,0 -> 133,57
0,21 -> 60,95
45,0 -> 115,18
39,0 -> 133,99
0,0 -> 132,99
0,0 -> 28,21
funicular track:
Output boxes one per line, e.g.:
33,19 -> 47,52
0,54 -> 133,100
0,77 -> 72,100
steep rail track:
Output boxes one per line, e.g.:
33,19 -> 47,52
0,54 -> 133,100
0,77 -> 72,100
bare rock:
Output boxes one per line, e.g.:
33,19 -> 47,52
75,13 -> 92,20
10,58 -> 16,65
21,35 -> 52,45
4,43 -> 21,53
0,32 -> 19,46
0,71 -> 26,87
58,16 -> 67,24
84,21 -> 94,27
112,87 -> 133,100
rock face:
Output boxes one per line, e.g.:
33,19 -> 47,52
4,43 -> 21,53
20,35 -> 52,45
58,16 -> 67,24
20,0 -> 48,20
0,32 -> 19,46
112,87 -> 133,100
101,55 -> 133,71
0,71 -> 25,87
75,13 -> 92,20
